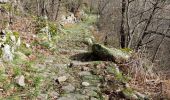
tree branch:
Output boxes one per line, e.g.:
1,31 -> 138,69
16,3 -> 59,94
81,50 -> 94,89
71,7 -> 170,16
144,31 -> 170,38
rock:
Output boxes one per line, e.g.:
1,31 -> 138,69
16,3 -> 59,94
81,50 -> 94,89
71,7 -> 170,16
78,71 -> 91,76
90,97 -> 98,100
25,43 -> 30,48
60,13 -> 77,25
37,94 -> 48,100
82,89 -> 98,97
15,75 -> 25,87
121,90 -> 138,100
0,0 -> 9,3
62,84 -> 75,93
58,95 -> 77,100
69,61 -> 91,67
131,94 -> 138,99
35,64 -> 46,70
16,37 -> 21,47
58,97 -> 71,100
84,37 -> 93,46
2,44 -> 13,62
45,59 -> 53,63
32,35 -> 36,38
135,91 -> 148,99
82,82 -> 90,87
56,76 -> 67,83
92,43 -> 131,63
82,67 -> 90,71
14,51 -> 28,61
54,64 -> 68,75
58,94 -> 88,100
10,35 -> 16,42
49,91 -> 59,99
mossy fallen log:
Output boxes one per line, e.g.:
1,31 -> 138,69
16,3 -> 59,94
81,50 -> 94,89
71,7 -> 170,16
92,44 -> 131,63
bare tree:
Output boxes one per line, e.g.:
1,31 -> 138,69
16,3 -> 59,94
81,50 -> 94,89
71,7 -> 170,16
96,0 -> 170,68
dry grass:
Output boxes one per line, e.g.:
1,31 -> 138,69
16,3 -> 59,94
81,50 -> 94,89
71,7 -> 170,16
119,51 -> 170,99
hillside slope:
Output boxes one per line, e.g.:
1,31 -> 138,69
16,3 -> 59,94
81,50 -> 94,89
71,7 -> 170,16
0,14 -> 169,100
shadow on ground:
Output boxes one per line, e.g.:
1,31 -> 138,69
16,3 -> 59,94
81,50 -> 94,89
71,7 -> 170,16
70,52 -> 98,62
70,52 -> 113,62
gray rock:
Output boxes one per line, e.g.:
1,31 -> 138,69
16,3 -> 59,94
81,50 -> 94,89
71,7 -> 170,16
82,89 -> 98,97
45,59 -> 53,63
61,94 -> 88,100
69,61 -> 91,67
37,94 -> 48,100
35,64 -> 46,70
15,75 -> 25,87
58,95 -> 77,100
57,76 -> 67,83
82,82 -> 90,87
122,91 -> 138,99
62,84 -> 75,93
73,94 -> 88,100
84,37 -> 93,46
82,67 -> 90,71
90,97 -> 99,100
49,91 -> 59,99
78,71 -> 91,76
0,0 -> 9,3
135,91 -> 148,99
55,64 -> 68,75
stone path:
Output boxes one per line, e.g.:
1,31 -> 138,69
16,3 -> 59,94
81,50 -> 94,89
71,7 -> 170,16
35,23 -> 110,100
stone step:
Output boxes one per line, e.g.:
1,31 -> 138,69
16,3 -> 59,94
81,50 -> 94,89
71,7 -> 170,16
58,49 -> 88,54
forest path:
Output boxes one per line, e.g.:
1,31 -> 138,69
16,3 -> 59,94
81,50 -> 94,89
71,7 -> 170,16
35,17 -> 110,100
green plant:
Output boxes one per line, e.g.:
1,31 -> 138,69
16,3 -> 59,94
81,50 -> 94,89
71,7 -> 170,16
107,66 -> 129,83
13,66 -> 22,76
18,43 -> 32,56
0,3 -> 12,12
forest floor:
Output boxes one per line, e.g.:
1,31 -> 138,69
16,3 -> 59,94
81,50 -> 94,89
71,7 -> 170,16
0,15 -> 170,100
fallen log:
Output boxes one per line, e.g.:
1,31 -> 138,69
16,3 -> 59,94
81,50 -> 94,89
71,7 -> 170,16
92,44 -> 131,63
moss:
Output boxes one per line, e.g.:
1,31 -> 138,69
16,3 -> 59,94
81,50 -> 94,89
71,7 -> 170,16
92,43 -> 130,62
13,66 -> 22,76
107,66 -> 129,83
0,3 -> 12,12
122,88 -> 136,99
18,43 -> 32,56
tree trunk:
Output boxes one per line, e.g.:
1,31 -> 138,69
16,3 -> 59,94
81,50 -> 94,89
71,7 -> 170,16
55,0 -> 61,20
120,0 -> 126,48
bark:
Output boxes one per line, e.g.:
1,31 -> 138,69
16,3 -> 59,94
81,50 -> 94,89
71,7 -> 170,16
55,0 -> 61,20
120,0 -> 126,48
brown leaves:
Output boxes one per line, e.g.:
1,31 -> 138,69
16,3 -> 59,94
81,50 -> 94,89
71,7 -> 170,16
28,54 -> 37,61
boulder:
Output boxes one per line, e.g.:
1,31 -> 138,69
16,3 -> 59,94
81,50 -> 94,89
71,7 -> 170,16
2,44 -> 13,62
15,75 -> 25,87
92,44 -> 131,63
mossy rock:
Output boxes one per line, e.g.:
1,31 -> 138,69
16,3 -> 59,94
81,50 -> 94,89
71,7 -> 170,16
92,44 -> 131,63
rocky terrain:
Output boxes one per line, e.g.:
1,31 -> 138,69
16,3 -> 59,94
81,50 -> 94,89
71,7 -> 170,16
0,3 -> 170,99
